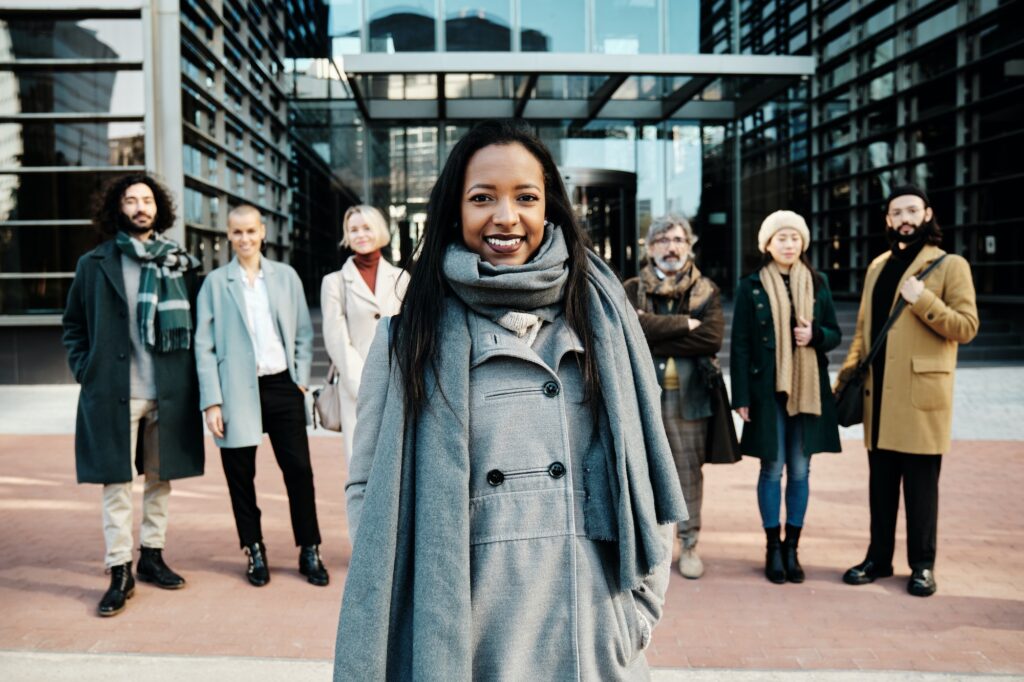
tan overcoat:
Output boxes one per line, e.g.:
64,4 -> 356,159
838,245 -> 979,455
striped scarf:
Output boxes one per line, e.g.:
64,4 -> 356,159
115,231 -> 199,353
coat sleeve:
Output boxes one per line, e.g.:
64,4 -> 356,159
729,279 -> 753,408
193,277 -> 222,410
293,270 -> 314,388
320,272 -> 363,400
345,319 -> 391,543
908,255 -> 979,344
810,274 -> 842,354
62,256 -> 90,383
631,525 -> 673,650
646,287 -> 725,357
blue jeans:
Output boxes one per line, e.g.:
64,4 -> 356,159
757,395 -> 811,529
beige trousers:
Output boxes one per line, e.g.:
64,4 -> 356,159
102,399 -> 171,568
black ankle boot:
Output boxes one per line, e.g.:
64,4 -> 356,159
244,541 -> 269,587
299,545 -> 329,587
98,562 -> 135,617
783,524 -> 805,583
136,547 -> 186,589
764,526 -> 786,584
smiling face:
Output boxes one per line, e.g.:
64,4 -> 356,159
460,143 -> 547,267
227,208 -> 266,262
766,227 -> 804,268
120,182 -> 157,238
345,211 -> 380,255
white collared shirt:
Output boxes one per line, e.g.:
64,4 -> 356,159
237,263 -> 289,377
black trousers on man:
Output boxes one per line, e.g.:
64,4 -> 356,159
220,371 -> 322,549
866,449 -> 942,571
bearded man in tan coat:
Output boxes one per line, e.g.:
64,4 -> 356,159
838,185 -> 978,597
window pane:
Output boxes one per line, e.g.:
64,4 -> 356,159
667,0 -> 701,53
0,70 -> 144,115
0,277 -> 75,315
328,0 -> 363,54
0,121 -> 144,168
0,225 -> 101,274
0,17 -> 143,61
446,0 -> 510,51
594,0 -> 659,54
521,0 -> 585,52
368,0 -> 436,52
0,171 -> 124,220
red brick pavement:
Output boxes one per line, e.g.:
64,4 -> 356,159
1,436 -> 1022,673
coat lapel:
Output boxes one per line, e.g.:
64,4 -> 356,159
225,258 -> 251,333
342,258 -> 379,310
96,240 -> 127,305
260,257 -> 288,335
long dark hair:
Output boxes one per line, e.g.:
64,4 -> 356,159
394,119 -> 599,419
93,173 -> 177,237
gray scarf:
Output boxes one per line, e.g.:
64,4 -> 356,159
334,225 -> 687,681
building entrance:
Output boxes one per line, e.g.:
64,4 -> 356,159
562,168 -> 637,279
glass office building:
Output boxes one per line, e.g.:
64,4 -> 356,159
1,0 -> 1020,382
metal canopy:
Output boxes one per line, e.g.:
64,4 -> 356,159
339,52 -> 814,123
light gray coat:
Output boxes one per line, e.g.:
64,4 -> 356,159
346,312 -> 672,680
194,256 -> 313,448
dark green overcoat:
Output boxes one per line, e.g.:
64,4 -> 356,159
729,269 -> 842,461
62,239 -> 205,484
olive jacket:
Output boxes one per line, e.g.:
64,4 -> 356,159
62,239 -> 205,484
837,245 -> 978,455
730,270 -> 842,460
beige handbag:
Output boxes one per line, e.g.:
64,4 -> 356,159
313,364 -> 343,432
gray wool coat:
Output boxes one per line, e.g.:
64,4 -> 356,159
345,312 -> 673,681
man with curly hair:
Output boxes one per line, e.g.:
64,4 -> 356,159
62,174 -> 205,617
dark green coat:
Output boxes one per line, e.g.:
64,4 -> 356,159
729,270 -> 842,461
62,239 -> 205,484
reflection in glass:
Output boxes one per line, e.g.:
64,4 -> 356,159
0,225 -> 102,274
0,18 -> 142,61
445,0 -> 510,51
0,122 -> 144,168
368,0 -> 436,52
328,0 -> 363,54
0,277 -> 75,315
0,171 -> 124,221
520,0 -> 584,52
594,0 -> 659,54
667,0 -> 700,53
0,70 -> 144,115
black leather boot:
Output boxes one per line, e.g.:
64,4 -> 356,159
783,524 -> 805,583
299,545 -> 329,586
764,526 -> 786,584
98,562 -> 135,617
136,547 -> 186,589
244,541 -> 270,587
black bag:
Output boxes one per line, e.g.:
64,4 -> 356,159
699,357 -> 742,464
834,255 -> 946,427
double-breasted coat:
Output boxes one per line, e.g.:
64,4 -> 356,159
837,245 -> 978,455
194,256 -> 313,449
730,270 -> 842,460
320,256 -> 408,456
62,239 -> 205,484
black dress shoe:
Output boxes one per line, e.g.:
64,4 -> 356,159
98,562 -> 135,617
299,545 -> 329,586
908,568 -> 937,597
244,542 -> 270,587
843,558 -> 894,585
136,547 -> 186,589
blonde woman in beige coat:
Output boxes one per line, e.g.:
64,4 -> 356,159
320,205 -> 408,461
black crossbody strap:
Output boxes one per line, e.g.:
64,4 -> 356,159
857,254 -> 947,372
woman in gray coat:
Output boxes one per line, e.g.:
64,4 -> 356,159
334,121 -> 687,681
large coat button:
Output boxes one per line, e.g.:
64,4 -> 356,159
543,381 -> 560,397
548,462 -> 566,479
486,470 -> 505,486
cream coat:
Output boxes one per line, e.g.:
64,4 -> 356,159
320,256 -> 407,459
838,245 -> 979,455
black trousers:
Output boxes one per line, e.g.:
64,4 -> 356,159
220,371 -> 322,549
866,449 -> 942,571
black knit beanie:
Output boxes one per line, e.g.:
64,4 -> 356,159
886,184 -> 930,211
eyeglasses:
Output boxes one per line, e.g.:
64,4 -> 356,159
650,237 -> 689,247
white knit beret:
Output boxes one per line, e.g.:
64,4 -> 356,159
757,210 -> 810,253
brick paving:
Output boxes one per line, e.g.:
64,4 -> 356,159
0,434 -> 1022,675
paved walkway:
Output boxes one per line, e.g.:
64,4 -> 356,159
0,374 -> 1022,679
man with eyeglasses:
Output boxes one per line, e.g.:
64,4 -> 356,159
624,215 -> 725,579
838,185 -> 978,597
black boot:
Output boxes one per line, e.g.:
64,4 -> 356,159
299,545 -> 329,587
764,526 -> 786,584
244,541 -> 269,587
98,562 -> 135,617
783,524 -> 805,583
136,547 -> 186,589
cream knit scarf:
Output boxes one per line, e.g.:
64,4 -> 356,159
760,260 -> 821,417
